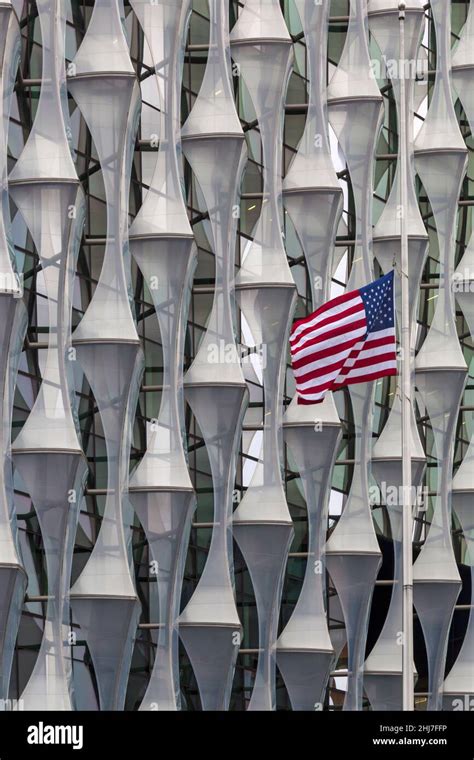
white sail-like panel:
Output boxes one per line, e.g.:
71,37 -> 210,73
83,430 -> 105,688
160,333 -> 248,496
366,394 -> 424,710
325,0 -> 383,711
442,438 -> 474,709
278,398 -> 341,710
283,0 -> 342,304
68,0 -> 142,711
0,0 -> 26,702
128,0 -> 195,711
231,0 -> 296,711
177,0 -> 247,711
442,246 -> 474,710
9,0 -> 87,710
451,0 -> 474,133
0,300 -> 26,703
276,0 -> 342,711
442,488 -> 474,708
369,0 -> 428,324
365,0 -> 426,710
413,0 -> 468,711
452,0 -> 474,310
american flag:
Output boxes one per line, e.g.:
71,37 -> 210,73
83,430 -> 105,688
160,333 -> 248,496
290,270 -> 397,404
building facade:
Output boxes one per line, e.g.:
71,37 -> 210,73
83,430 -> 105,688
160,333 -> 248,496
0,0 -> 472,710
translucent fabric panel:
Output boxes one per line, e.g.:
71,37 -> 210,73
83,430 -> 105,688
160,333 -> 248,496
328,552 -> 382,704
69,76 -> 140,343
0,297 -> 26,701
179,384 -> 246,710
326,384 -> 382,711
9,184 -> 85,451
231,0 -> 301,711
452,0 -> 474,133
71,0 -> 134,75
326,0 -> 383,712
364,672 -> 405,712
71,597 -> 139,712
369,0 -> 428,327
235,523 -> 293,710
0,566 -> 25,703
283,191 -> 342,307
5,0 -> 87,710
0,2 -> 20,291
0,7 -> 25,687
372,394 -> 426,485
129,0 -> 192,238
364,496 -> 415,711
70,344 -> 141,599
329,591 -> 347,664
413,157 -> 467,378
234,286 -> 295,711
329,0 -> 384,102
13,452 -> 87,709
452,291 -> 474,504
132,491 -> 194,711
0,299 -> 24,557
442,491 -> 474,710
283,0 -> 342,308
275,1 -> 342,710
422,247 -> 474,710
8,0 -> 83,451
414,0 -> 466,156
9,0 -> 77,182
413,0 -> 467,711
178,626 -> 239,711
69,0 -> 140,344
130,240 -> 195,492
181,0 -> 242,139
127,1 -> 195,711
9,184 -> 86,711
327,94 -> 383,290
70,343 -> 142,710
234,289 -> 295,524
415,340 -> 465,713
328,0 -> 383,289
177,0 -> 247,711
415,583 -> 462,708
284,0 -> 339,195
367,403 -> 426,709
451,0 -> 474,300
414,0 -> 466,195
414,367 -> 465,710
277,414 -> 341,710
67,0 -> 142,710
183,136 -> 247,386
231,0 -> 294,287
230,0 -> 289,41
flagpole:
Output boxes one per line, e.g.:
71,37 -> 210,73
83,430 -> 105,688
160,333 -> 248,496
398,2 -> 414,712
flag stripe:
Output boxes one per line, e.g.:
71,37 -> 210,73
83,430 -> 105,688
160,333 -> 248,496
291,320 -> 367,365
290,299 -> 364,350
332,365 -> 398,388
290,290 -> 359,341
297,366 -> 398,403
293,343 -> 359,378
294,336 -> 394,388
290,272 -> 397,404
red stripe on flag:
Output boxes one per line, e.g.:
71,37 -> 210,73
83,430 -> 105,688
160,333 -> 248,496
290,276 -> 397,404
290,318 -> 368,365
290,289 -> 359,339
290,301 -> 365,349
332,367 -> 398,389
